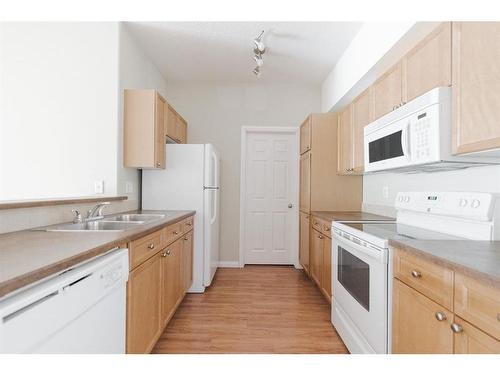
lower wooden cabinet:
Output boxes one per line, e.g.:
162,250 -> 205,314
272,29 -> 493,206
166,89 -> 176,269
392,279 -> 454,354
126,216 -> 194,353
321,236 -> 332,301
392,247 -> 500,354
126,252 -> 162,354
310,225 -> 332,303
299,212 -> 310,274
310,229 -> 323,287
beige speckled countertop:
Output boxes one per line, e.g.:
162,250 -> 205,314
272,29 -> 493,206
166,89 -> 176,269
389,239 -> 500,287
311,211 -> 394,222
0,210 -> 195,299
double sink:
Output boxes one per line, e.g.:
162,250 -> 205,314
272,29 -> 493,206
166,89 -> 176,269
39,214 -> 168,232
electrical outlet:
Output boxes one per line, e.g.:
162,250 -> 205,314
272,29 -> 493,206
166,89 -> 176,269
382,186 -> 389,199
94,180 -> 104,194
125,181 -> 133,194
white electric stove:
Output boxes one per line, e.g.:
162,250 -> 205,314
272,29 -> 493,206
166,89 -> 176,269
331,191 -> 500,354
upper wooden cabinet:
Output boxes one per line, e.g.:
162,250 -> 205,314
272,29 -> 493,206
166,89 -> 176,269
124,89 -> 166,169
165,104 -> 188,144
351,89 -> 371,173
451,22 -> 500,155
403,22 -> 452,102
299,117 -> 311,154
337,106 -> 353,175
371,62 -> 403,120
298,113 -> 362,214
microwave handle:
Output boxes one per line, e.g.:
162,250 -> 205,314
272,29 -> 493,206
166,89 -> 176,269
402,122 -> 411,158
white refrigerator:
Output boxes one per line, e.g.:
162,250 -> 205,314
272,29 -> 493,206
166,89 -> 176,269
142,144 -> 220,293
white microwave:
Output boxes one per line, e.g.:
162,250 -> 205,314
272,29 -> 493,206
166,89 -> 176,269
363,87 -> 498,173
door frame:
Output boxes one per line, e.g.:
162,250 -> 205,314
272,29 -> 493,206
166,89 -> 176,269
239,126 -> 300,268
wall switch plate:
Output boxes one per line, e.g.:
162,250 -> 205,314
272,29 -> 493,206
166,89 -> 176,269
94,180 -> 104,194
382,186 -> 389,199
125,181 -> 133,194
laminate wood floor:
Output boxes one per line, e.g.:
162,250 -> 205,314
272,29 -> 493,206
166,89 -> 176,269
152,265 -> 348,354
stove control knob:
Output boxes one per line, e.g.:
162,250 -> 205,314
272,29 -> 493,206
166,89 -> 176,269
404,196 -> 410,203
471,199 -> 480,208
459,198 -> 468,207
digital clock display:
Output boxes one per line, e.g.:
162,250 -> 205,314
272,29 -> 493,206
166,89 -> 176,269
427,196 -> 438,201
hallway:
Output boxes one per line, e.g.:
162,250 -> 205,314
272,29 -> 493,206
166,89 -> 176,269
152,265 -> 348,354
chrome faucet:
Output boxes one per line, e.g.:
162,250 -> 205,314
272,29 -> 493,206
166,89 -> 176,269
86,202 -> 111,221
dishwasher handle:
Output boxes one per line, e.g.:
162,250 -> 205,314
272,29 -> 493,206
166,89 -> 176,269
2,291 -> 59,323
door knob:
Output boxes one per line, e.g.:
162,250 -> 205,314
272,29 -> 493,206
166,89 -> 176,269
288,203 -> 293,208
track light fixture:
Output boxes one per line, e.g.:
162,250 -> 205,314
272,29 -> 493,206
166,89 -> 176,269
252,30 -> 266,77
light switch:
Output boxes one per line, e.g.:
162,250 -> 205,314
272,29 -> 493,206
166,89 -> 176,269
94,180 -> 104,194
125,182 -> 133,194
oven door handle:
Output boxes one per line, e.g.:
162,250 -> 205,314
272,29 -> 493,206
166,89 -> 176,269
334,234 -> 387,264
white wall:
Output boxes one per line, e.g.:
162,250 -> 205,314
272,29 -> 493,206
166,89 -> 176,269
165,82 -> 321,262
117,24 -> 169,202
363,166 -> 500,217
0,22 -> 120,200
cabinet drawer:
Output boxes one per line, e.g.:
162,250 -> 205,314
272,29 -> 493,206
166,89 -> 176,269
183,216 -> 194,233
311,217 -> 322,232
454,272 -> 500,340
321,222 -> 332,238
162,221 -> 183,246
453,316 -> 500,353
129,230 -> 162,270
393,248 -> 454,310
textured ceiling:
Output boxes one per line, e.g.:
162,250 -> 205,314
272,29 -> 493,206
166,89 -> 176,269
124,22 -> 362,84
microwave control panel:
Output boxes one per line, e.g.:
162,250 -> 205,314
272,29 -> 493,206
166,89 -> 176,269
409,105 -> 439,162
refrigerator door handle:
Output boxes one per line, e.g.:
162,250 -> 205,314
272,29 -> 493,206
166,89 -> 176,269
210,190 -> 218,225
203,186 -> 219,190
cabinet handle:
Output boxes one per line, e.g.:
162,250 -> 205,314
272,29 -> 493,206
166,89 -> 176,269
451,323 -> 463,333
147,243 -> 155,250
325,227 -> 330,232
411,270 -> 422,278
161,252 -> 167,257
184,236 -> 188,241
173,231 -> 179,235
156,162 -> 161,167
318,235 -> 324,239
185,222 -> 192,226
435,312 -> 447,321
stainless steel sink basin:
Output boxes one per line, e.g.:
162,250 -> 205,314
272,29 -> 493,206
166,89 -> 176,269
108,214 -> 166,222
44,221 -> 143,232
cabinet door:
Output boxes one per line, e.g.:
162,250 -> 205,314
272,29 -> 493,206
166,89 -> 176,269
371,62 -> 403,120
452,22 -> 500,155
310,229 -> 323,287
299,212 -> 310,274
299,116 -> 311,154
351,89 -> 371,173
321,235 -> 332,302
403,22 -> 451,102
392,279 -> 453,354
177,116 -> 188,144
181,230 -> 193,291
337,105 -> 353,175
161,239 -> 182,326
154,93 -> 166,169
127,252 -> 162,353
299,152 -> 311,213
165,103 -> 178,141
453,317 -> 500,354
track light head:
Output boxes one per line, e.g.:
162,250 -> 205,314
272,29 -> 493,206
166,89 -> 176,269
253,66 -> 261,76
253,54 -> 263,67
253,30 -> 266,53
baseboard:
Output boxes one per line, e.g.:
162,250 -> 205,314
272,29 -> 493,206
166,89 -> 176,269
218,261 -> 241,268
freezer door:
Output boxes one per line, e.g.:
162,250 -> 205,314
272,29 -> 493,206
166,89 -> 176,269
204,144 -> 220,188
203,188 -> 220,286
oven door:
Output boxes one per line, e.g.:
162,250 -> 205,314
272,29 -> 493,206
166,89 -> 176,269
332,233 -> 388,353
364,117 -> 411,172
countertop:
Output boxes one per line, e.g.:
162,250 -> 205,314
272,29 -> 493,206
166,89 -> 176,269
389,239 -> 500,287
0,210 -> 195,299
310,211 -> 395,222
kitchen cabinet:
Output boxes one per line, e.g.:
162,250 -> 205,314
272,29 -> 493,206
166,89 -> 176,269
299,152 -> 311,213
321,235 -> 332,301
350,89 -> 372,174
126,215 -> 194,353
392,278 -> 454,354
337,106 -> 353,175
310,216 -> 333,303
124,89 -> 166,169
451,22 -> 500,155
403,22 -> 451,102
371,62 -> 403,120
126,251 -> 162,354
161,238 -> 182,326
392,247 -> 500,354
165,103 -> 188,144
310,229 -> 323,288
299,211 -> 310,274
299,116 -> 311,154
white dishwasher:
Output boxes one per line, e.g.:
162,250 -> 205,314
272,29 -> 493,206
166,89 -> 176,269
0,248 -> 129,353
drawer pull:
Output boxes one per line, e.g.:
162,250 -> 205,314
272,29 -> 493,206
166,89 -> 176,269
161,252 -> 167,257
173,231 -> 179,235
325,227 -> 330,231
435,312 -> 447,321
318,235 -> 324,239
411,270 -> 422,278
184,236 -> 188,241
147,243 -> 155,250
185,222 -> 192,226
451,323 -> 463,333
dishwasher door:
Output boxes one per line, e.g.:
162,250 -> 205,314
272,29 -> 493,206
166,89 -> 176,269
0,248 -> 129,353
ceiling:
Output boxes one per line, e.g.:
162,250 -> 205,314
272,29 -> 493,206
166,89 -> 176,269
124,22 -> 362,84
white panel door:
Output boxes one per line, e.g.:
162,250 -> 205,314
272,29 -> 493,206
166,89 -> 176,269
243,131 -> 298,264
